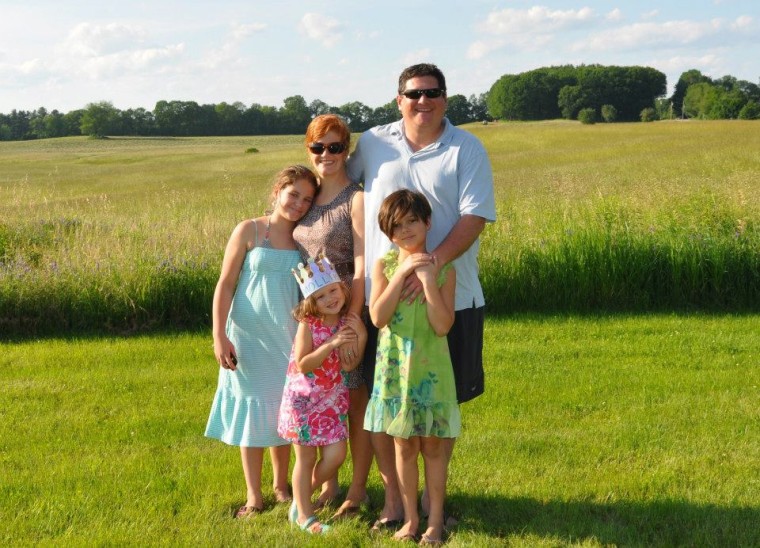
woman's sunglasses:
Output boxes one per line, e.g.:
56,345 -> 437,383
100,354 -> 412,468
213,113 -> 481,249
308,142 -> 347,155
400,88 -> 445,100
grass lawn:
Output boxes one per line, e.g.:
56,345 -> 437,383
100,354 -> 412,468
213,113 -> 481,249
1,313 -> 758,546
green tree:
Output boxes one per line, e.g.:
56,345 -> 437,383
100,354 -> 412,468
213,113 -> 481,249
738,100 -> 760,119
446,94 -> 472,125
337,101 -> 372,131
280,95 -> 311,134
670,69 -> 712,117
577,107 -> 596,124
80,101 -> 120,137
369,100 -> 400,127
640,107 -> 657,122
601,104 -> 617,123
558,85 -> 586,119
683,83 -> 719,119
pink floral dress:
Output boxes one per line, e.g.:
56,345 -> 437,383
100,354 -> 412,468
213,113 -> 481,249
277,316 -> 349,446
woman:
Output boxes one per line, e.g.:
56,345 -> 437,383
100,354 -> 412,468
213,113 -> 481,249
293,114 -> 372,519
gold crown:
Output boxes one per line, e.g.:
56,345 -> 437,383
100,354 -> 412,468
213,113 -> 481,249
292,255 -> 341,298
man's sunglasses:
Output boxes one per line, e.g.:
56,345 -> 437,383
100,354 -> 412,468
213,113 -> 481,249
308,142 -> 347,155
400,88 -> 445,100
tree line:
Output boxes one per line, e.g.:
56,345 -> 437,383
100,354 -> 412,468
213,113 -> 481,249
488,65 -> 760,123
2,65 -> 758,140
0,93 -> 489,141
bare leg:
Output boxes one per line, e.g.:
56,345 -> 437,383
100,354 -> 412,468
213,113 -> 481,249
240,446 -> 265,509
420,436 -> 447,543
393,436 -> 421,540
292,445 -> 318,523
269,444 -> 292,502
312,440 -> 347,492
371,431 -> 404,523
421,436 -> 455,518
334,385 -> 372,515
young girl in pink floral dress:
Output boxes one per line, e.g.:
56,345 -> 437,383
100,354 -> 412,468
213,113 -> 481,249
278,256 -> 367,534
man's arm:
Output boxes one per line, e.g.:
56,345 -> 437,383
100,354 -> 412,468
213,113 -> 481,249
430,214 -> 486,266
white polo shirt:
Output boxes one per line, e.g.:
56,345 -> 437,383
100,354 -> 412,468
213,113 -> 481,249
347,118 -> 496,311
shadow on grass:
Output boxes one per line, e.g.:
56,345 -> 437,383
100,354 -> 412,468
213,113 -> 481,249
445,493 -> 759,545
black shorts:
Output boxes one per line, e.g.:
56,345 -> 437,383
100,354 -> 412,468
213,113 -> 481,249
362,305 -> 485,404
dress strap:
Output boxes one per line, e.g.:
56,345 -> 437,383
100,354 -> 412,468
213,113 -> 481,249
264,216 -> 271,243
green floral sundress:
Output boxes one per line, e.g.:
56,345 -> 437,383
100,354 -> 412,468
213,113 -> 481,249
363,250 -> 461,439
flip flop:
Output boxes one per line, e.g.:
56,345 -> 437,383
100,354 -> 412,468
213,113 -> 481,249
234,505 -> 263,518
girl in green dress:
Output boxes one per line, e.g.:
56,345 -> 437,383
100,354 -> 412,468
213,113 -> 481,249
364,189 -> 461,545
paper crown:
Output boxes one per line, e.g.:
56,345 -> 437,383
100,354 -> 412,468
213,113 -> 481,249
292,255 -> 341,298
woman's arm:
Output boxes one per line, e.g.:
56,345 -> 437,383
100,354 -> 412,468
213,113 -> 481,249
349,190 -> 365,315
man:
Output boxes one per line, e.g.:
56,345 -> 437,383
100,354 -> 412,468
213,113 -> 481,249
347,63 -> 496,541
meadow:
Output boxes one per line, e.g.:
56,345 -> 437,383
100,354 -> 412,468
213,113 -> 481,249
1,120 -> 759,336
1,120 -> 759,545
1,314 -> 758,546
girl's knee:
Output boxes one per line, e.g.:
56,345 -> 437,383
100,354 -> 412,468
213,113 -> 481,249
420,436 -> 444,459
395,436 -> 420,461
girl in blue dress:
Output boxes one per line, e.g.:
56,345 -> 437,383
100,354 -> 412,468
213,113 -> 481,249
205,165 -> 318,518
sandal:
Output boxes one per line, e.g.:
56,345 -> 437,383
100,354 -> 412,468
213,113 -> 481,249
288,501 -> 299,524
300,515 -> 331,534
234,505 -> 263,518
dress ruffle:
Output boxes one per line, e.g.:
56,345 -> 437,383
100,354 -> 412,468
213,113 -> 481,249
205,388 -> 288,447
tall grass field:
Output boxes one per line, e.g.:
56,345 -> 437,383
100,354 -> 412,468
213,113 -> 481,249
1,120 -> 758,336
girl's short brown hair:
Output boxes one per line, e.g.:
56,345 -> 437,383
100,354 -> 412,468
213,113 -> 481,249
377,189 -> 432,239
292,281 -> 351,322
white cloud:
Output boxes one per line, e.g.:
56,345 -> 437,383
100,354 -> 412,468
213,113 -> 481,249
576,19 -> 736,51
467,39 -> 504,60
231,22 -> 266,40
74,44 -> 186,79
62,22 -> 147,57
469,6 -> 596,59
478,6 -> 596,35
641,10 -> 660,20
401,49 -> 432,67
606,9 -> 623,22
732,15 -> 753,30
299,13 -> 343,48
52,22 -> 186,79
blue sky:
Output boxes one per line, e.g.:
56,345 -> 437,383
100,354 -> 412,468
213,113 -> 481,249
1,1 -> 758,114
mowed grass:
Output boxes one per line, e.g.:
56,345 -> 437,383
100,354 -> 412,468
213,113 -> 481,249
1,314 -> 758,546
1,120 -> 759,335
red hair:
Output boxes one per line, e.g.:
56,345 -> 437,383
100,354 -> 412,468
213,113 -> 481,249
305,114 -> 351,149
